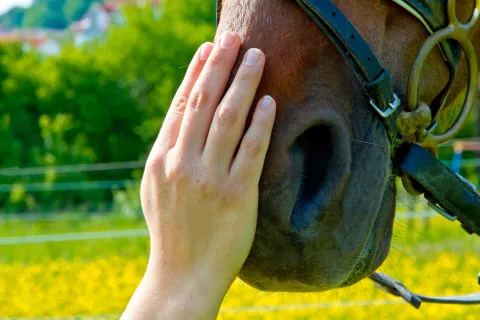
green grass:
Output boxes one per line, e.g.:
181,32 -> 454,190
1,211 -> 479,319
2,211 -> 479,264
0,215 -> 148,264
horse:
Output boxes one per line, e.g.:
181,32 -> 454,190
215,0 -> 480,297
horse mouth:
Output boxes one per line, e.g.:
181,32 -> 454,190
340,231 -> 377,286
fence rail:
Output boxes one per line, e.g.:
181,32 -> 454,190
0,154 -> 478,194
0,179 -> 140,193
0,210 -> 441,245
0,298 -> 407,319
0,161 -> 145,176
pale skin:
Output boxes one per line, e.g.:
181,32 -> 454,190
121,31 -> 276,319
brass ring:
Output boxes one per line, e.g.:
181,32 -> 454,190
406,0 -> 479,149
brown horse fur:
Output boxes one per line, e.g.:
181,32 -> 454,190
216,0 -> 480,291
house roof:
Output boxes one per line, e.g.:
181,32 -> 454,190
102,1 -> 123,13
0,30 -> 51,47
24,37 -> 49,47
70,17 -> 92,32
0,31 -> 20,43
70,1 -> 122,33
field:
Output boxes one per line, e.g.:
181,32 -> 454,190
1,210 -> 480,319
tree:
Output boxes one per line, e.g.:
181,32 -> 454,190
0,0 -> 102,29
23,0 -> 68,29
63,0 -> 102,22
0,0 -> 216,214
95,1 -> 215,145
0,7 -> 26,29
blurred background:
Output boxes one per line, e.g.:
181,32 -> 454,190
0,0 -> 478,318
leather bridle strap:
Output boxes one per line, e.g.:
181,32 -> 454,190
293,1 -> 384,83
216,0 -> 399,117
294,0 -> 398,116
394,143 -> 480,236
370,272 -> 480,309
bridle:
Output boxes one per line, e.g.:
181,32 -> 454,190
216,0 -> 480,309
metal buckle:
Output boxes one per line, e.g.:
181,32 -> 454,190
428,201 -> 457,221
427,173 -> 476,225
456,173 -> 477,192
370,93 -> 401,118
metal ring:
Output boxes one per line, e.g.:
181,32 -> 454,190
406,0 -> 479,149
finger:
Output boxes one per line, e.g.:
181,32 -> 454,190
230,96 -> 276,184
176,31 -> 241,157
156,42 -> 214,152
203,48 -> 266,171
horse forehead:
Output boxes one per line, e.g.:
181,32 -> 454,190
218,0 -> 324,104
219,0 -> 316,48
218,0 -> 388,104
219,0 -> 385,42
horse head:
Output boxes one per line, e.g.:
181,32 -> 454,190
216,0 -> 480,292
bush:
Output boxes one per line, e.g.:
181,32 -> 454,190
0,1 -> 215,214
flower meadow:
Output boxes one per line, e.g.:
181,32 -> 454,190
1,215 -> 479,319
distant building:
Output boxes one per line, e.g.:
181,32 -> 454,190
23,37 -> 62,56
70,0 -> 161,47
0,29 -> 62,56
0,0 -> 162,54
70,2 -> 124,47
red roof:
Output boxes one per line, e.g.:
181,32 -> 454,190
0,32 -> 20,43
102,1 -> 123,13
0,30 -> 50,47
70,17 -> 92,32
24,37 -> 48,47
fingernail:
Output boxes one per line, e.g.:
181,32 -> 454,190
245,49 -> 260,66
220,32 -> 235,49
199,43 -> 211,60
261,96 -> 273,109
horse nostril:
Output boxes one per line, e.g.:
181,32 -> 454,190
297,125 -> 334,200
291,125 -> 336,230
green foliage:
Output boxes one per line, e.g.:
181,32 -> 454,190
0,7 -> 26,29
0,0 -> 103,29
99,1 -> 215,143
20,0 -> 66,29
63,0 -> 102,22
0,1 -> 215,214
112,182 -> 142,218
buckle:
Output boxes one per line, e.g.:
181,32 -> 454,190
455,173 -> 477,192
370,93 -> 401,118
428,201 -> 457,221
427,173 -> 475,222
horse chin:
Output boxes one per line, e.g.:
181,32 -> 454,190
239,195 -> 395,292
340,211 -> 394,288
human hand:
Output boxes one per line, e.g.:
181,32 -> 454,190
122,31 -> 276,319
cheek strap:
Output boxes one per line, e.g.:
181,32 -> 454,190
393,143 -> 480,236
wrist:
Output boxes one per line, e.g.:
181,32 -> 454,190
144,255 -> 231,319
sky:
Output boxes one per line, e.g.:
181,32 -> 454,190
0,0 -> 33,15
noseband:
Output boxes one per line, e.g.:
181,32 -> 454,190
216,0 -> 480,309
